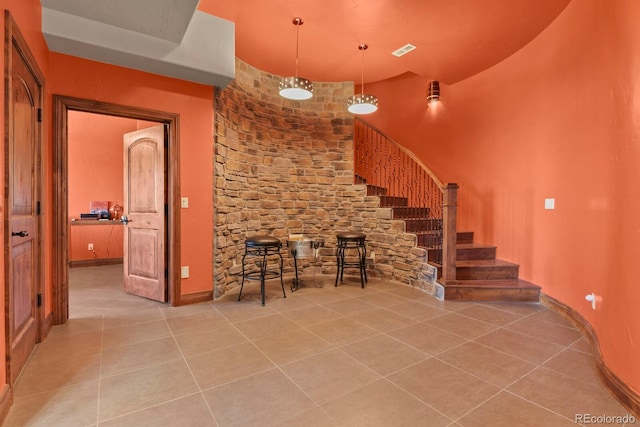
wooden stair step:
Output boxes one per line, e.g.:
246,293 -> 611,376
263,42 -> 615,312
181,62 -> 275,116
366,185 -> 387,196
392,207 -> 431,219
378,195 -> 409,207
405,218 -> 443,232
443,279 -> 540,302
456,259 -> 519,280
457,231 -> 474,244
456,243 -> 496,260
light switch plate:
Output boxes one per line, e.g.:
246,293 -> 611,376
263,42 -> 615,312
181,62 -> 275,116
181,266 -> 189,278
544,198 -> 555,210
181,197 -> 189,208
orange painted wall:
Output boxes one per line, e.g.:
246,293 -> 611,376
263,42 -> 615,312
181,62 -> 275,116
365,0 -> 640,394
49,54 -> 214,295
1,0 -> 51,390
67,111 -> 136,261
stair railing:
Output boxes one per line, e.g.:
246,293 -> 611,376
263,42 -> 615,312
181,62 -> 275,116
354,118 -> 458,284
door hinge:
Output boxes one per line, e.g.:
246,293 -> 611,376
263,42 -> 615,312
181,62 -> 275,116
37,108 -> 42,123
37,293 -> 42,307
36,201 -> 41,215
165,268 -> 168,279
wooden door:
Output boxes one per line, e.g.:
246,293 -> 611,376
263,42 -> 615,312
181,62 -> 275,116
123,125 -> 167,302
4,13 -> 43,384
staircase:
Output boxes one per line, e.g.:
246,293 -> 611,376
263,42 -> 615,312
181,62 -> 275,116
372,186 -> 540,302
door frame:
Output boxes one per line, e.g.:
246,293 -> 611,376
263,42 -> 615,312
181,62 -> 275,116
52,95 -> 181,324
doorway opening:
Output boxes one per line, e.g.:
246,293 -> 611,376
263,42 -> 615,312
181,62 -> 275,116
53,96 -> 182,325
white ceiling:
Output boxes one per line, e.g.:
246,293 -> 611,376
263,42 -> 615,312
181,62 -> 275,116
40,0 -> 236,88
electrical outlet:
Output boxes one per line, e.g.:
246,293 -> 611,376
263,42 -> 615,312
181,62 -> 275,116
181,197 -> 189,208
88,243 -> 94,251
181,266 -> 189,278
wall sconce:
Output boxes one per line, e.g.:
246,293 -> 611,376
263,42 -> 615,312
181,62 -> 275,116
427,80 -> 440,104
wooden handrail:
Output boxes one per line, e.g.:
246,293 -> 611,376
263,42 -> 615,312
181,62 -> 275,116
354,118 -> 457,283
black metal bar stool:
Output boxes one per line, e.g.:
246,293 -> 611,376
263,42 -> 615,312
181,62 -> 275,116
238,235 -> 286,306
335,232 -> 367,288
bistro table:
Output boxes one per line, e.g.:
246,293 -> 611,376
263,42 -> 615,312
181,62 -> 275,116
286,238 -> 325,291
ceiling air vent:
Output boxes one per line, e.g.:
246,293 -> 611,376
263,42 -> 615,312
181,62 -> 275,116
392,43 -> 417,57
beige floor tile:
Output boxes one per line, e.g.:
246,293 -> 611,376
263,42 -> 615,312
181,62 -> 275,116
158,301 -> 215,320
100,337 -> 183,378
27,330 -> 103,364
526,309 -> 578,329
98,360 -> 199,422
456,304 -> 524,326
213,299 -> 279,322
233,313 -> 301,341
48,310 -> 105,337
322,379 -> 452,427
173,321 -> 248,358
101,306 -> 164,330
273,407 -> 336,427
474,328 -> 564,365
98,393 -> 215,426
186,342 -> 276,390
305,317 -> 379,347
387,286 -> 435,302
282,304 -> 345,327
387,358 -> 500,419
384,300 -> 448,321
543,348 -> 602,388
355,290 -> 413,307
340,334 -> 428,376
389,320 -> 468,355
102,319 -> 171,349
348,308 -> 417,333
428,312 -> 498,340
508,367 -> 631,420
281,349 -> 381,404
290,287 -> 350,305
506,317 -> 584,347
4,380 -> 99,427
478,301 -> 544,316
322,298 -> 377,316
14,352 -> 101,398
164,309 -> 226,336
437,341 -> 537,388
569,337 -> 594,355
252,328 -> 333,365
203,368 -> 316,427
267,292 -> 317,313
459,391 -> 578,427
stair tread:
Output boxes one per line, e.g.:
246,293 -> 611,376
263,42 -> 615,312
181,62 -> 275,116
456,259 -> 518,267
448,279 -> 540,289
456,243 -> 496,250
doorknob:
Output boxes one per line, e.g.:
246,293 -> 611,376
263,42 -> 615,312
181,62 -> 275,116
12,230 -> 29,237
120,216 -> 132,224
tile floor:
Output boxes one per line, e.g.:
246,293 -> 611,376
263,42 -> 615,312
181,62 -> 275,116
4,265 -> 635,426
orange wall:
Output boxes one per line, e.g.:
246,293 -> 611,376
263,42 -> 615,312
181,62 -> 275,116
49,54 -> 214,295
365,0 -> 640,394
67,111 -> 136,261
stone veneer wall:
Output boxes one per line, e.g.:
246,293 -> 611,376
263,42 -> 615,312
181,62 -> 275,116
213,59 -> 437,298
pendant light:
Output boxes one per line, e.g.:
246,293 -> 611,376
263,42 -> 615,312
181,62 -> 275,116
347,44 -> 378,114
279,17 -> 313,100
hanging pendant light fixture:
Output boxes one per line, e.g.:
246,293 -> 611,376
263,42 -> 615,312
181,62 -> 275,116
279,17 -> 313,100
347,44 -> 378,114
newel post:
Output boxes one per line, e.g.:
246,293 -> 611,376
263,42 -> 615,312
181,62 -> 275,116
441,183 -> 459,284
